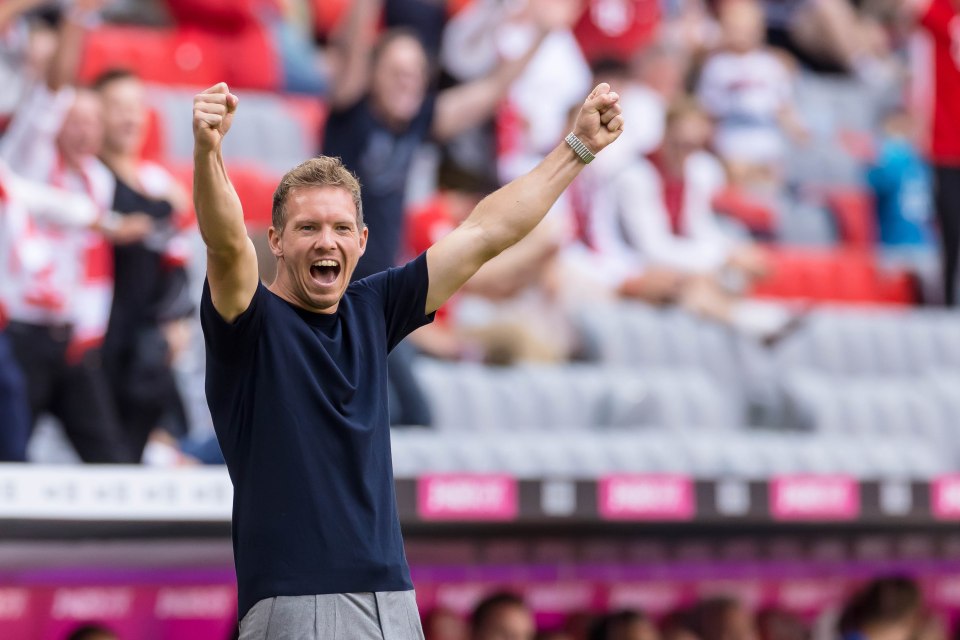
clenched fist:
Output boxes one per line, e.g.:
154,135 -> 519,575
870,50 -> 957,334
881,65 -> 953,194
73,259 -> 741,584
571,83 -> 624,155
193,82 -> 239,153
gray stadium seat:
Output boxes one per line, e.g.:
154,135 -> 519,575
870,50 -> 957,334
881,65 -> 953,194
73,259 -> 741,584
412,360 -> 739,432
781,371 -> 949,441
390,430 -> 954,479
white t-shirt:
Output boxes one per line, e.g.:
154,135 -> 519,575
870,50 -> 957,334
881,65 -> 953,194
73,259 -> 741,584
697,49 -> 793,163
0,85 -> 116,332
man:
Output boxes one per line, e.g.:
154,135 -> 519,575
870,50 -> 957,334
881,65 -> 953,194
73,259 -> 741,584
589,610 -> 662,640
193,79 -> 622,638
95,68 -> 194,461
0,0 -> 151,463
910,0 -> 960,305
470,592 -> 535,640
323,0 -> 578,279
837,577 -> 922,640
0,161 -> 115,461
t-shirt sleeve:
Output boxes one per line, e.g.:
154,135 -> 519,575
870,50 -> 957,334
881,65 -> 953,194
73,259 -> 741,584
361,252 -> 436,351
200,278 -> 266,363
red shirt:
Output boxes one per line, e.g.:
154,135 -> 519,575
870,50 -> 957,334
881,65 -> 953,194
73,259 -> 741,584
573,0 -> 660,63
405,196 -> 457,324
919,0 -> 960,165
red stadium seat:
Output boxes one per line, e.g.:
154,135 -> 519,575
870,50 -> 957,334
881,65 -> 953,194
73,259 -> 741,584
228,165 -> 281,227
711,187 -> 776,236
752,248 -> 916,305
826,189 -> 877,249
79,27 -> 177,84
286,96 -> 328,150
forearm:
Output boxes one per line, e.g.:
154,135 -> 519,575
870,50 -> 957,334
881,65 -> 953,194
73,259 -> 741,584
433,29 -> 547,141
48,11 -> 94,91
10,172 -> 99,227
328,0 -> 381,108
193,149 -> 248,255
465,222 -> 559,297
470,141 -> 582,258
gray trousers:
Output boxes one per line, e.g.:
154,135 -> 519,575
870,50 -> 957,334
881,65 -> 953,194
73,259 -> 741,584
239,591 -> 425,640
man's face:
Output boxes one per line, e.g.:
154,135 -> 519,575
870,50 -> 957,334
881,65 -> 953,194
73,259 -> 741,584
474,604 -> 536,640
57,91 -> 104,160
99,77 -> 147,155
665,112 -> 711,168
371,35 -> 429,126
269,186 -> 367,313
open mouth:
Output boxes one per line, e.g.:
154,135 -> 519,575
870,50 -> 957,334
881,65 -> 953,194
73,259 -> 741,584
309,259 -> 341,286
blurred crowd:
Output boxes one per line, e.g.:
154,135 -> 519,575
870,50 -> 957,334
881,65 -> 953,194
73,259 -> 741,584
415,576 -> 936,640
0,0 -> 958,462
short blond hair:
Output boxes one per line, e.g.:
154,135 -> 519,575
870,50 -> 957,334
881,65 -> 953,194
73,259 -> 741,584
271,156 -> 363,230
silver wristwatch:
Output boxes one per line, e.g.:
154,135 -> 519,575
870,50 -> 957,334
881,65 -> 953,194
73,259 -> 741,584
564,132 -> 595,164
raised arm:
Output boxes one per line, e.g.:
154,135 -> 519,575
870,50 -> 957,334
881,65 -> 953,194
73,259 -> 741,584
431,0 -> 582,142
425,84 -> 623,313
326,0 -> 382,109
192,83 -> 259,322
48,0 -> 105,91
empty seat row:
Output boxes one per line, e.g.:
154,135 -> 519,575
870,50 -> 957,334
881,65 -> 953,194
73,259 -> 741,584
782,370 -> 960,439
390,430 -> 954,478
573,304 -> 742,387
412,360 -> 741,432
775,309 -> 960,375
577,302 -> 960,378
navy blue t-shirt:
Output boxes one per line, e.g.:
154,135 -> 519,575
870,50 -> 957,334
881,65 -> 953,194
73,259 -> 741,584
322,95 -> 436,279
200,254 -> 434,621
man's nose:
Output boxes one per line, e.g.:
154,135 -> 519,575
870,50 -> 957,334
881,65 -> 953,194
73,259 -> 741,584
314,228 -> 337,249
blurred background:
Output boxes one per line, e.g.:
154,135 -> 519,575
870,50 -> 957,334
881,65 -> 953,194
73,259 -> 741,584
0,0 -> 959,638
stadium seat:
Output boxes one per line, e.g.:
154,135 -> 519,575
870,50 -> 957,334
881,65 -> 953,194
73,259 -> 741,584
781,371 -> 949,441
827,189 -> 876,249
412,360 -> 740,432
774,308 -> 960,375
147,86 -> 324,173
227,165 -> 281,227
80,27 -> 225,87
389,430 -> 955,479
751,249 -> 915,304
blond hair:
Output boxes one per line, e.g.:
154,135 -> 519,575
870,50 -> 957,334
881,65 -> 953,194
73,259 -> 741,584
271,156 -> 363,230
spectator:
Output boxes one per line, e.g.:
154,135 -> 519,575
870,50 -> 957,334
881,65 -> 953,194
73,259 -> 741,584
64,623 -> 119,640
565,99 -> 799,342
757,608 -> 809,640
406,159 -> 571,365
425,606 -> 469,640
762,0 -> 895,79
688,597 -> 759,640
910,0 -> 960,306
0,160 -> 117,461
697,0 -> 807,189
865,107 -> 935,249
324,0 -> 571,279
94,67 -> 194,462
0,0 -> 151,463
589,610 -> 661,640
837,577 -> 922,640
471,592 -> 536,640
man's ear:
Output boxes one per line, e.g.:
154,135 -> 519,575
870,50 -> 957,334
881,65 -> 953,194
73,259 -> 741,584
358,225 -> 368,256
268,226 -> 283,258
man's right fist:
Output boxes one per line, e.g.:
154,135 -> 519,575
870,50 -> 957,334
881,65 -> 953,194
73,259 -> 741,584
193,82 -> 239,152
